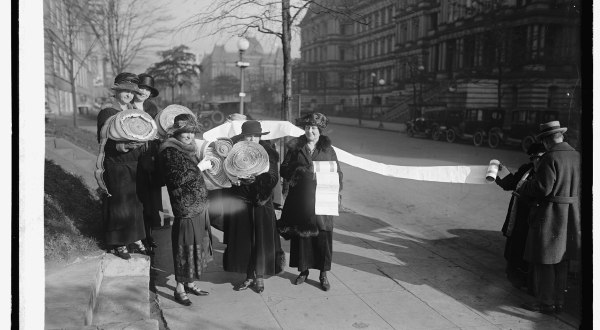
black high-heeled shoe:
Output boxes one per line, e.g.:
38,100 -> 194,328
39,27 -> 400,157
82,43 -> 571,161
185,283 -> 209,296
319,276 -> 331,291
235,278 -> 254,291
174,290 -> 192,306
254,278 -> 264,293
294,270 -> 309,285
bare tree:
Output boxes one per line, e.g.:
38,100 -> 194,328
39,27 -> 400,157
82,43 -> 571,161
45,0 -> 98,127
182,0 -> 365,121
84,0 -> 172,76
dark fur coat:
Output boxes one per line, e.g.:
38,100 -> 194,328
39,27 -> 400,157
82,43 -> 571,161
278,135 -> 343,239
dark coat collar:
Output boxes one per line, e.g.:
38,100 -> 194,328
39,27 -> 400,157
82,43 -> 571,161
548,142 -> 575,152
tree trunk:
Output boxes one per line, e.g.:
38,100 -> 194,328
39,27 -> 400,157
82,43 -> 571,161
281,0 -> 292,122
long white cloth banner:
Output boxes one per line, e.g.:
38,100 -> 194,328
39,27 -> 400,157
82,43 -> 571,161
333,147 -> 489,184
313,161 -> 340,216
203,120 -> 490,184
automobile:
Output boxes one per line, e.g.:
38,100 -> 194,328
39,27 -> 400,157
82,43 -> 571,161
438,108 -> 505,147
406,117 -> 437,139
488,109 -> 560,151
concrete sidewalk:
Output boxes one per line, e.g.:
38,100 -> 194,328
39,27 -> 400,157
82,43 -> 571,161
152,210 -> 576,330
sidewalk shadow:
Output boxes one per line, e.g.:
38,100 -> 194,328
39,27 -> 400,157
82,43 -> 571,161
329,210 -> 578,329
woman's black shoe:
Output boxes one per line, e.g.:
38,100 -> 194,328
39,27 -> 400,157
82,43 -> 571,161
185,284 -> 209,296
254,278 -> 264,293
174,290 -> 192,306
114,246 -> 131,260
319,276 -> 331,291
294,270 -> 309,285
235,278 -> 254,291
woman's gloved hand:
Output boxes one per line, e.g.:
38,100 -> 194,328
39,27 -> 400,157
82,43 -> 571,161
197,158 -> 213,172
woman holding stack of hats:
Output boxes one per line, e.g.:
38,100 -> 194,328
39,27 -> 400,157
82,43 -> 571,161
97,72 -> 149,259
132,73 -> 162,253
222,120 -> 285,294
278,112 -> 343,291
158,113 -> 214,306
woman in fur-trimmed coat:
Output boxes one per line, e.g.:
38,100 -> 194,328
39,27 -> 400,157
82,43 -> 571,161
222,121 -> 286,294
278,112 -> 343,291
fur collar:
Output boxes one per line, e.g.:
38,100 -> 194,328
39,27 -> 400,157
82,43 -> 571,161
287,135 -> 332,152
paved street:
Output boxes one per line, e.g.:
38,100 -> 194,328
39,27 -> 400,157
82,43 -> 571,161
149,121 -> 579,329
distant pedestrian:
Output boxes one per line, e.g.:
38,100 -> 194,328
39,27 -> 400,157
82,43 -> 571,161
494,143 -> 546,293
133,73 -> 163,253
222,120 -> 285,294
278,112 -> 343,291
97,72 -> 148,259
158,114 -> 214,306
517,121 -> 581,314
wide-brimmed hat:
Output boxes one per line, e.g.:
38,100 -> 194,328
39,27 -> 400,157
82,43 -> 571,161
296,112 -> 328,129
536,120 -> 567,139
232,120 -> 269,142
110,72 -> 141,94
167,114 -> 202,136
137,73 -> 159,97
156,104 -> 196,137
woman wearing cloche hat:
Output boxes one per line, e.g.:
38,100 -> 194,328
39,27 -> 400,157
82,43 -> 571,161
96,72 -> 149,260
158,113 -> 214,306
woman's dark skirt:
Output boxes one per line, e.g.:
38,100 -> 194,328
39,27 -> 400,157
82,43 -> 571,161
171,209 -> 213,283
222,198 -> 285,277
289,230 -> 333,271
103,160 -> 146,246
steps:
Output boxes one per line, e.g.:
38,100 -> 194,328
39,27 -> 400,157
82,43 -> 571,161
45,254 -> 157,330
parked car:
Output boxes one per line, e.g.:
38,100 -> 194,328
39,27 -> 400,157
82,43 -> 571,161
488,109 -> 559,151
438,108 -> 505,147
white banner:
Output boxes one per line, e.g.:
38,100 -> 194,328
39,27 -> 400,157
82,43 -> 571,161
313,161 -> 340,216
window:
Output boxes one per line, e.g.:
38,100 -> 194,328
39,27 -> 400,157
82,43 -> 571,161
429,13 -> 438,31
547,86 -> 559,108
412,18 -> 420,41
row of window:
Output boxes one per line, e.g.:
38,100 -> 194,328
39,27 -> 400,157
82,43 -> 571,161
357,35 -> 395,59
354,5 -> 395,34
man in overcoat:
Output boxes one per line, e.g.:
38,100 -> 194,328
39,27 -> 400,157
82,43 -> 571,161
517,121 -> 581,314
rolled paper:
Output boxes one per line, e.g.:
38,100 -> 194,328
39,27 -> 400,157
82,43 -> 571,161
195,138 -> 231,190
224,141 -> 270,179
156,104 -> 196,138
313,161 -> 340,216
486,159 -> 500,183
214,138 -> 233,157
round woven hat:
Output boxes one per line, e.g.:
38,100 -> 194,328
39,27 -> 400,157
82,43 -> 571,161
107,109 -> 157,142
156,104 -> 196,137
224,141 -> 269,179
194,139 -> 232,190
214,138 -> 233,157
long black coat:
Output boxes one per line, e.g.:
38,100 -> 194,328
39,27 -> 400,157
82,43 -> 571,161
222,141 -> 285,276
495,163 -> 535,268
518,142 -> 581,264
278,135 -> 343,238
96,100 -> 146,246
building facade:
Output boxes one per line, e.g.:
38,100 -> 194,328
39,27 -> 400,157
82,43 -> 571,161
199,37 -> 283,107
44,0 -> 107,116
295,0 -> 581,135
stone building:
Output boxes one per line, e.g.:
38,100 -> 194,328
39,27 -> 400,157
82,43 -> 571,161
295,0 -> 581,143
43,0 -> 107,116
199,37 -> 283,106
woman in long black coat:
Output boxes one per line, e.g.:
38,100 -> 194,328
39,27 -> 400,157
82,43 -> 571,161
97,72 -> 148,259
222,121 -> 285,293
132,73 -> 162,252
278,112 -> 343,291
495,142 -> 545,293
158,114 -> 214,306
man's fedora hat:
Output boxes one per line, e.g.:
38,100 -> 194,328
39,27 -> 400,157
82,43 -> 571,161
536,120 -> 567,139
232,120 -> 269,142
137,73 -> 159,97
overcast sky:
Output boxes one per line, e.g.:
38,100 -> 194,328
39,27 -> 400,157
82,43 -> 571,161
132,0 -> 302,71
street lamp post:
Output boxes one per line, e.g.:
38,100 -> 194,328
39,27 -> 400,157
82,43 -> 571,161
370,72 -> 376,119
376,78 -> 385,129
236,38 -> 250,115
177,75 -> 184,104
417,65 -> 424,118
